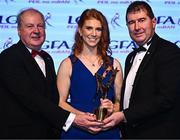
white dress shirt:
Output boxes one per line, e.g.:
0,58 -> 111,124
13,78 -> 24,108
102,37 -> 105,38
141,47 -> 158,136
123,42 -> 151,109
27,48 -> 46,76
34,54 -> 46,76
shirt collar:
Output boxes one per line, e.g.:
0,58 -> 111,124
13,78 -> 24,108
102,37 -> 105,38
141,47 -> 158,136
26,46 -> 42,53
141,38 -> 152,51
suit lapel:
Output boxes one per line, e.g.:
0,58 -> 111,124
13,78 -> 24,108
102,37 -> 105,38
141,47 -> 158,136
17,41 -> 46,86
120,51 -> 136,110
132,34 -> 159,90
41,52 -> 58,101
120,34 -> 160,109
16,41 -> 58,102
125,52 -> 136,77
41,51 -> 55,83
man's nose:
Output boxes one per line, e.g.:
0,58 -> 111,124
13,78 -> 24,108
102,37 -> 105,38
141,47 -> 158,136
33,26 -> 40,32
134,21 -> 140,30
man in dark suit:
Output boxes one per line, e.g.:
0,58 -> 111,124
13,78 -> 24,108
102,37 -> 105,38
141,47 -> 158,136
0,8 -> 102,138
102,1 -> 180,139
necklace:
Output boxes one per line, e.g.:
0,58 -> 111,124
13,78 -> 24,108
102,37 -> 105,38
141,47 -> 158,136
81,55 -> 99,67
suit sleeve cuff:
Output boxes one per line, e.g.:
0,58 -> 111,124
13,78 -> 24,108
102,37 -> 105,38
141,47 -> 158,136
63,113 -> 76,131
122,111 -> 127,123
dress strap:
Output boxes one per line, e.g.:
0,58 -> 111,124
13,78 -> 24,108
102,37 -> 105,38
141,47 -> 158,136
69,54 -> 78,65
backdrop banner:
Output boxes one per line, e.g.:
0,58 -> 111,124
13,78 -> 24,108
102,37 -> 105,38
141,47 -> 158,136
0,0 -> 179,71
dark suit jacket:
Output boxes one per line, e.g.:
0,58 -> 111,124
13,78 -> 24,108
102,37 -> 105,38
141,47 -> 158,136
120,33 -> 180,139
0,40 -> 70,138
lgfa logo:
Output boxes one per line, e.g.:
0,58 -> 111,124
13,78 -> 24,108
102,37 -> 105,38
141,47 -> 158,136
156,16 -> 180,28
67,15 -> 80,29
0,13 -> 53,28
3,37 -> 13,49
67,14 -> 122,29
111,12 -> 121,29
45,12 -> 53,27
41,39 -> 180,50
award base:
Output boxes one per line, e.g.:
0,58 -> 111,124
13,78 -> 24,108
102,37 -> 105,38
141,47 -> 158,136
94,106 -> 107,122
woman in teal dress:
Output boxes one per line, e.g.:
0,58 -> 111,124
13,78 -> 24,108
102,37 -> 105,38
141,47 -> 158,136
57,8 -> 123,139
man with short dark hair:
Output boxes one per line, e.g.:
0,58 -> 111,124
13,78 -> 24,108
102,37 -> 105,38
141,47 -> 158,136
102,1 -> 180,139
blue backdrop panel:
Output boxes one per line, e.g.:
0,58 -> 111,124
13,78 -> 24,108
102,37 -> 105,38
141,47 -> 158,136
0,0 -> 180,71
